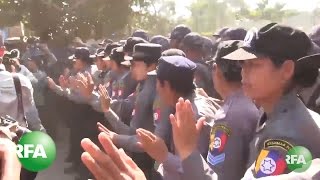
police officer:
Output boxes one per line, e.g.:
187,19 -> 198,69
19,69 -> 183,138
26,55 -> 50,134
135,56 -> 219,180
225,23 -> 320,178
132,29 -> 149,42
176,40 -> 260,180
161,48 -> 186,57
90,48 -> 109,87
150,35 -> 170,52
169,24 -> 192,49
48,47 -> 98,103
98,43 -> 162,179
222,23 -> 320,178
181,32 -> 215,98
103,47 -> 136,100
202,36 -> 214,61
219,27 -> 247,41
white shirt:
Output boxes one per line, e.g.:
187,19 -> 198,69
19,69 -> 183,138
0,66 -> 44,131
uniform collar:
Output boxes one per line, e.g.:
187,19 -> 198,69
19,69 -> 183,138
268,91 -> 298,118
257,91 -> 301,131
224,89 -> 244,104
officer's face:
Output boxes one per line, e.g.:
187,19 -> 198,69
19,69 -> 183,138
130,61 -> 148,81
241,58 -> 294,104
156,79 -> 174,106
95,57 -> 106,70
73,59 -> 84,72
110,60 -> 120,72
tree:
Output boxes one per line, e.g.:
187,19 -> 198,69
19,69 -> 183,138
237,0 -> 298,22
129,0 -> 178,36
0,0 -> 135,43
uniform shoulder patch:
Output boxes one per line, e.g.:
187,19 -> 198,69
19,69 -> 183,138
254,139 -> 294,178
264,139 -> 293,151
207,124 -> 231,166
254,149 -> 287,178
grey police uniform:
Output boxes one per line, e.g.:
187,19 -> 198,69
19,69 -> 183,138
52,47 -> 98,104
52,64 -> 98,104
104,43 -> 162,179
179,90 -> 259,180
140,56 -> 217,180
245,91 -> 320,177
103,71 -> 158,135
222,23 -> 320,179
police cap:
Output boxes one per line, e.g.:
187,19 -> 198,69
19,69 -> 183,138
132,43 -> 162,63
170,25 -> 192,41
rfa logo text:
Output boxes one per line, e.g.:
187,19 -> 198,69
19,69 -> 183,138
286,155 -> 306,165
16,144 -> 47,158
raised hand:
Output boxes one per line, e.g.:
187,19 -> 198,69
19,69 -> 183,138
81,133 -> 146,180
97,122 -> 117,141
170,98 -> 206,160
77,72 -> 94,99
136,128 -> 168,163
98,84 -> 111,113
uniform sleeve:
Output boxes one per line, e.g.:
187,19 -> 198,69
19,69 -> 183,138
21,85 -> 46,132
206,110 -> 258,180
113,134 -> 144,153
251,137 -> 298,179
242,159 -> 320,180
181,150 -> 218,180
104,110 -> 135,135
162,153 -> 184,174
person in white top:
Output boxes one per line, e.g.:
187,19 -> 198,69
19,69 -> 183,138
0,60 -> 45,132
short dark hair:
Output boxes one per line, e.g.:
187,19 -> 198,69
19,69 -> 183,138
157,76 -> 195,97
270,57 -> 318,89
216,58 -> 242,82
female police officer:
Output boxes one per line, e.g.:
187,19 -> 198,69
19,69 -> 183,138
221,23 -> 320,178
169,23 -> 320,180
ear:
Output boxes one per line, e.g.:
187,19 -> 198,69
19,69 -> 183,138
281,60 -> 295,81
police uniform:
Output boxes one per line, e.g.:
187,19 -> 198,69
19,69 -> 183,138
145,56 -> 218,180
91,48 -> 110,87
103,47 -> 138,100
52,47 -> 98,104
181,32 -> 216,99
180,41 -> 260,180
103,43 -> 162,179
223,23 -> 320,179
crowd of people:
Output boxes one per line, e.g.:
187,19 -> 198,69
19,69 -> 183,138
0,22 -> 320,180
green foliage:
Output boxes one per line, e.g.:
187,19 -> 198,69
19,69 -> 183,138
0,0 -> 134,42
237,0 -> 299,22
